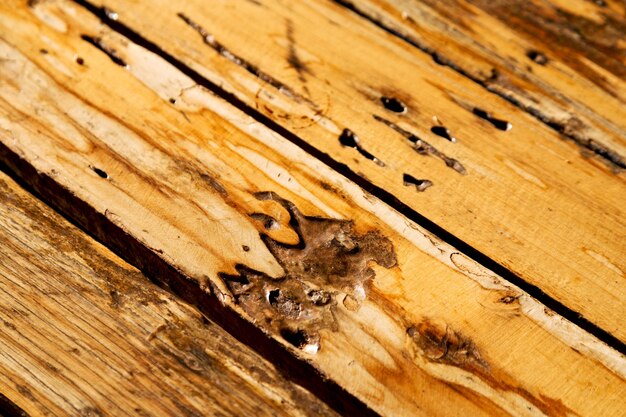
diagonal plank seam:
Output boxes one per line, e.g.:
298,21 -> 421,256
0,154 -> 380,417
331,0 -> 626,171
0,392 -> 29,417
63,0 -> 626,355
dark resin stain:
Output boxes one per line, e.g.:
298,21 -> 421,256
219,192 -> 396,350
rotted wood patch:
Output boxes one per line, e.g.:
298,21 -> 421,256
220,192 -> 397,352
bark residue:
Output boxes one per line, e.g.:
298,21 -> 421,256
219,192 -> 396,351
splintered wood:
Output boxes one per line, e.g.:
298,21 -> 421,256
0,172 -> 337,417
0,0 -> 624,416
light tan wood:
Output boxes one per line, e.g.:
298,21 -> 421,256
72,0 -> 626,341
0,1 -> 624,416
0,171 -> 338,417
340,0 -> 626,166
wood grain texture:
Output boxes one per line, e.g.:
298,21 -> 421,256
338,0 -> 626,167
1,1 -> 625,416
74,0 -> 626,341
0,171 -> 338,417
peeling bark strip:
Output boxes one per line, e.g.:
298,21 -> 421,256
221,192 -> 396,351
332,0 -> 626,171
373,115 -> 466,174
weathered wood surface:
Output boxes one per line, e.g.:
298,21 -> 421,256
0,1 -> 625,416
77,0 -> 626,341
0,171 -> 338,416
339,0 -> 626,166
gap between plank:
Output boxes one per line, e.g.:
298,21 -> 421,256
0,153 -> 380,417
331,0 -> 626,171
0,392 -> 29,417
24,0 -> 620,357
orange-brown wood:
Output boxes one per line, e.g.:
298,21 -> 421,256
79,0 -> 626,342
0,1 -> 624,416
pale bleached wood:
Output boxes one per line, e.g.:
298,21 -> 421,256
0,171 -> 338,417
0,1 -> 625,416
72,0 -> 626,342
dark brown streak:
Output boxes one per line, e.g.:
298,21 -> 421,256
286,19 -> 311,83
80,35 -> 127,67
177,13 -> 317,109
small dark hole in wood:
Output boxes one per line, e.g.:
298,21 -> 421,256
91,166 -> 109,179
526,50 -> 548,65
472,107 -> 512,131
169,98 -> 177,104
403,173 -> 433,192
76,57 -> 84,65
268,289 -> 280,304
280,327 -> 309,349
338,129 -> 385,166
339,128 -> 359,148
431,126 -> 455,142
39,48 -> 48,54
380,96 -> 406,113
242,245 -> 250,252
431,52 -> 446,66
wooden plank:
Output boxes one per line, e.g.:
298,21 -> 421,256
0,171 -> 338,417
1,1 -> 625,416
337,0 -> 626,167
68,0 -> 626,342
